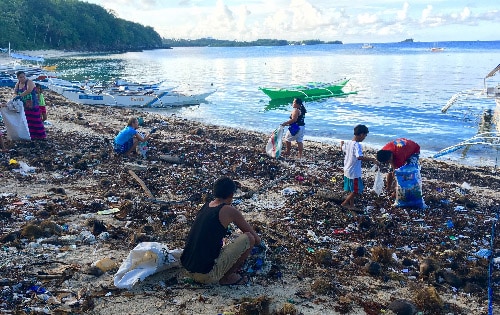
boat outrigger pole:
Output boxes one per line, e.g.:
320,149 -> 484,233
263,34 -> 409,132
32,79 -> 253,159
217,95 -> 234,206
484,64 -> 500,91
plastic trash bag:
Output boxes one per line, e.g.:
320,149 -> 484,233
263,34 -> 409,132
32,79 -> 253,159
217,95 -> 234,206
137,141 -> 148,158
19,161 -> 36,173
372,167 -> 384,196
265,125 -> 284,158
0,100 -> 30,140
135,132 -> 148,158
394,163 -> 426,208
6,99 -> 23,112
114,242 -> 183,289
243,241 -> 269,275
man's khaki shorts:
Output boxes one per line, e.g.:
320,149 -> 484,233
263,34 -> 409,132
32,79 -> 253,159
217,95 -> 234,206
188,234 -> 250,284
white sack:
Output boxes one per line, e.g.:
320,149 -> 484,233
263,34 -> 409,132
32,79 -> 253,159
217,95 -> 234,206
265,125 -> 284,158
372,167 -> 384,196
114,242 -> 183,289
1,99 -> 30,140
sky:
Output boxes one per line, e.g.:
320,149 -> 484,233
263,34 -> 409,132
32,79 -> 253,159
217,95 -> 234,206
84,0 -> 499,43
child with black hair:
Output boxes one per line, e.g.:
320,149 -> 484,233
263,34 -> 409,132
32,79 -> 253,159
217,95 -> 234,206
376,138 -> 420,194
340,124 -> 379,210
35,83 -> 47,122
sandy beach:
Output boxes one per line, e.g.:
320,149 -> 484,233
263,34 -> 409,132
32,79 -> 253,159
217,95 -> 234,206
0,87 -> 499,314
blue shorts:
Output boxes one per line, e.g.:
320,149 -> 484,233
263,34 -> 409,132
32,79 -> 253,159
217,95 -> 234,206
114,138 -> 133,154
343,176 -> 364,194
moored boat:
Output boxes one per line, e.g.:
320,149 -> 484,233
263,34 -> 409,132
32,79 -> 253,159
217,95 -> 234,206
259,78 -> 354,102
435,64 -> 500,159
59,88 -> 215,107
45,78 -> 215,108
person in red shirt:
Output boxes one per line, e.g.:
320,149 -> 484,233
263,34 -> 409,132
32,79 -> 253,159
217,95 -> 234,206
376,138 -> 420,193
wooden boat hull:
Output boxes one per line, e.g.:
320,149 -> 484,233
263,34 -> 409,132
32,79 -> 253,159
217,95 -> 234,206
264,90 -> 358,110
44,78 -> 215,107
58,89 -> 214,107
259,79 -> 350,101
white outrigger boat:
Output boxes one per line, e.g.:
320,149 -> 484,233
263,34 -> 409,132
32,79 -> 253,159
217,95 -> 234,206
44,79 -> 216,108
433,132 -> 500,158
435,64 -> 500,159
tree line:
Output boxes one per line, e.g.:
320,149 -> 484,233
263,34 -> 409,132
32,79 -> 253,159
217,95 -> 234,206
0,0 -> 343,52
0,0 -> 163,51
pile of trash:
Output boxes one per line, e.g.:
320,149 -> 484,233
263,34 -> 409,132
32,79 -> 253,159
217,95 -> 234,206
0,87 -> 499,314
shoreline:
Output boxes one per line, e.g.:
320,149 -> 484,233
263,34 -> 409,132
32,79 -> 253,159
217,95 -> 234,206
2,51 -> 498,170
0,88 -> 499,314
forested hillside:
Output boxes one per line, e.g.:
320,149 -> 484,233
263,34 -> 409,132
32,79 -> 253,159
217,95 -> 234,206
0,0 -> 163,51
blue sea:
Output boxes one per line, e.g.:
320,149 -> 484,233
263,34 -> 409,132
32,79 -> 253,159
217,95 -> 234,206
47,41 -> 500,166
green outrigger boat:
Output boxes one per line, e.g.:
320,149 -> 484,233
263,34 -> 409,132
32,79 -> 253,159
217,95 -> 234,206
259,78 -> 357,103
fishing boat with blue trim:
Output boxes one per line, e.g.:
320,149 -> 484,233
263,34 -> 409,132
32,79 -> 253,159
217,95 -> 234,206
44,79 -> 216,108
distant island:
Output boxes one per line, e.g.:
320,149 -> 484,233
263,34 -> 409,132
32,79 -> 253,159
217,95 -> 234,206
400,38 -> 414,43
162,38 -> 343,48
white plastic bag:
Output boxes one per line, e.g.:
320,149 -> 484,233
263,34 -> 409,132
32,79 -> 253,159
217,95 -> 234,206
372,167 -> 384,196
136,132 -> 148,158
6,99 -> 23,112
1,100 -> 30,140
114,242 -> 183,289
265,125 -> 284,158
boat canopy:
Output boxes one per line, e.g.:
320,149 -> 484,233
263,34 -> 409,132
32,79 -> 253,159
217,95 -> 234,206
10,52 -> 45,62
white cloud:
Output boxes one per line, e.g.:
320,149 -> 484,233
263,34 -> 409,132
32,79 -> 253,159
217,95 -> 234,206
421,4 -> 433,22
460,7 -> 471,21
397,2 -> 409,21
84,0 -> 500,42
357,13 -> 378,25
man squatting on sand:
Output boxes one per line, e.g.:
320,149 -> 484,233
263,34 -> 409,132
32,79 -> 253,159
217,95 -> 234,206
181,177 -> 261,285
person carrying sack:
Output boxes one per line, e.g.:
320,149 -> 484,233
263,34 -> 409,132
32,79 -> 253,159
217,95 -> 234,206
281,98 -> 306,159
14,71 -> 46,140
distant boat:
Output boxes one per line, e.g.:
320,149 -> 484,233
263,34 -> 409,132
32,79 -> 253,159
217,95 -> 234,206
361,43 -> 373,49
430,42 -> 444,52
430,47 -> 444,52
10,52 -> 45,62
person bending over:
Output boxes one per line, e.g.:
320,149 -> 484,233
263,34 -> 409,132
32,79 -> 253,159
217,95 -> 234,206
376,138 -> 420,193
181,177 -> 261,285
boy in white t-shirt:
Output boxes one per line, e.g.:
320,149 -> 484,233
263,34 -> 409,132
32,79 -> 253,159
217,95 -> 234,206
340,124 -> 379,210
